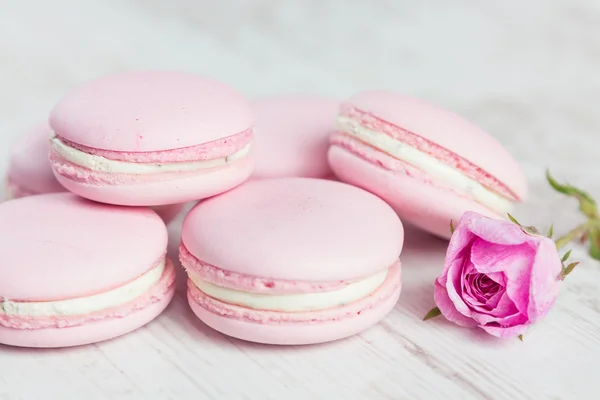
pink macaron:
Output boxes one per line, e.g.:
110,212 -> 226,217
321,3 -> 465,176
49,71 -> 255,206
5,122 -> 65,199
252,95 -> 339,179
180,178 -> 403,345
4,122 -> 183,223
0,193 -> 175,348
329,91 -> 528,238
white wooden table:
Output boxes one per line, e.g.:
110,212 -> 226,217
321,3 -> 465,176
1,1 -> 599,399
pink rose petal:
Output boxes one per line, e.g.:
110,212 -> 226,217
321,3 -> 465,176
470,240 -> 534,274
444,254 -> 474,317
470,294 -> 522,325
471,240 -> 535,316
527,238 -> 563,322
442,214 -> 477,277
463,211 -> 529,245
462,271 -> 502,307
486,271 -> 507,286
484,290 -> 504,309
434,280 -> 478,328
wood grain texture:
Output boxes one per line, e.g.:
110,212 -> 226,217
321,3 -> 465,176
1,1 -> 600,399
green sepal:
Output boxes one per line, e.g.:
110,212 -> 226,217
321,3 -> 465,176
423,307 -> 442,321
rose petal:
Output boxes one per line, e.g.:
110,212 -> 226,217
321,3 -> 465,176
485,290 -> 504,309
434,280 -> 478,328
527,237 -> 563,323
462,272 -> 499,307
476,274 -> 499,292
480,322 -> 529,339
459,264 -> 468,300
460,262 -> 477,301
466,285 -> 506,313
444,254 -> 474,317
470,293 -> 522,324
463,212 -> 529,245
486,272 -> 507,286
470,240 -> 535,316
462,283 -> 485,307
441,216 -> 477,285
464,291 -> 506,314
463,262 -> 477,275
471,239 -> 535,274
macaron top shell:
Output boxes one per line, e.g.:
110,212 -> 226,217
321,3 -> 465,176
0,193 -> 167,301
252,96 -> 338,179
346,91 -> 527,199
182,178 -> 404,281
7,122 -> 64,194
49,71 -> 253,152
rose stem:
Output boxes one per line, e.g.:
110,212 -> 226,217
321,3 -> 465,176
555,223 -> 591,250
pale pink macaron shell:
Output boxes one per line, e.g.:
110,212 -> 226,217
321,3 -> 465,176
0,194 -> 174,347
0,294 -> 173,348
182,178 -> 404,344
53,155 -> 254,206
5,122 -> 65,198
4,123 -> 183,221
50,71 -> 254,152
329,145 -> 500,239
345,91 -> 527,200
0,193 -> 167,300
252,96 -> 338,179
188,263 -> 401,345
182,178 -> 404,282
48,71 -> 255,206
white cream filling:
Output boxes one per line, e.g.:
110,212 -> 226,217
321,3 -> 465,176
0,259 -> 165,317
337,116 -> 513,213
190,269 -> 388,312
50,135 -> 251,174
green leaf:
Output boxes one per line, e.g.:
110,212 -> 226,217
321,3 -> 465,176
507,213 -> 539,235
562,262 -> 579,278
450,220 -> 455,235
561,249 -> 572,263
423,307 -> 442,321
524,226 -> 540,235
547,224 -> 554,239
588,228 -> 600,260
546,170 -> 597,219
518,334 -> 524,342
507,213 -> 522,226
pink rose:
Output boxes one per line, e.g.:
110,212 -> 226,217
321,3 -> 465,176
434,211 -> 563,338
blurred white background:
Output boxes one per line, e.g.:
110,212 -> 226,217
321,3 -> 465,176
2,0 -> 599,173
1,1 -> 600,399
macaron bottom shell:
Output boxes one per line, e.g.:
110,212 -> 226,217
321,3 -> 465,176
328,145 -> 501,239
51,154 -> 254,206
0,260 -> 176,348
187,261 -> 401,345
0,294 -> 173,348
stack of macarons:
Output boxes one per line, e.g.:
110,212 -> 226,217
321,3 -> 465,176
1,71 -> 526,348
